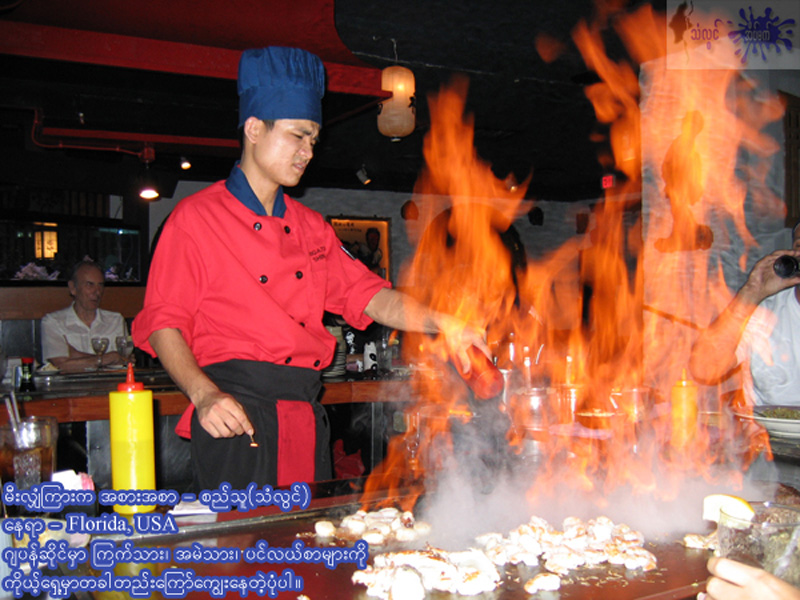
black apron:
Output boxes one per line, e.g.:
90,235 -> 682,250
189,359 -> 331,491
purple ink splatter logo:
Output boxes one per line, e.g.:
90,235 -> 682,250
723,6 -> 795,64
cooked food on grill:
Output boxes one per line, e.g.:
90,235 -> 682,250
683,531 -> 717,551
524,572 -> 561,593
313,506 -> 431,546
350,512 -> 656,598
352,546 -> 501,598
476,514 -> 656,574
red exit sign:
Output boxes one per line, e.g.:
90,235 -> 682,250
601,174 -> 616,189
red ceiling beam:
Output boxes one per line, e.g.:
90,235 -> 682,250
40,127 -> 240,151
0,20 -> 386,98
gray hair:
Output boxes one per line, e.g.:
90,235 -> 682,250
68,259 -> 104,284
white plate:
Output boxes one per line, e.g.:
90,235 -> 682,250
735,405 -> 800,439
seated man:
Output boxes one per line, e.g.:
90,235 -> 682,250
41,259 -> 127,373
689,221 -> 800,406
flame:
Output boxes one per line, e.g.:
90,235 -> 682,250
361,3 -> 784,515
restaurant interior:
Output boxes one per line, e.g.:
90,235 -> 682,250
1,0 -> 800,597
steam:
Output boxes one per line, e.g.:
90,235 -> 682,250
416,415 -> 777,543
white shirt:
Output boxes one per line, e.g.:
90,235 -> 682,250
41,304 -> 127,362
736,287 -> 800,406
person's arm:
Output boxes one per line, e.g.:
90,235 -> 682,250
689,249 -> 800,384
149,328 -> 253,438
364,288 -> 489,372
701,557 -> 800,600
42,315 -> 123,372
49,345 -> 123,373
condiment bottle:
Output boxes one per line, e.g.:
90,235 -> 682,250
18,357 -> 36,392
456,345 -> 505,400
109,363 -> 155,514
670,368 -> 698,450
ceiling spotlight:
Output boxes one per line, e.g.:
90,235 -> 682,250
356,166 -> 371,185
138,164 -> 160,200
137,144 -> 159,200
180,156 -> 192,170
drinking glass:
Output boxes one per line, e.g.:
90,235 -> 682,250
718,502 -> 800,586
91,337 -> 109,371
116,336 -> 133,365
0,416 -> 58,516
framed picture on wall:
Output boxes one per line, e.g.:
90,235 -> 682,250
327,216 -> 391,282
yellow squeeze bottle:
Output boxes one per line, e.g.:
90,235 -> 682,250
671,368 -> 698,450
109,363 -> 156,514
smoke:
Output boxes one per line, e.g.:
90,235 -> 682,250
418,456 -> 535,550
415,415 -> 780,545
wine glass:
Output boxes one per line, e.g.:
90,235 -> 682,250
116,336 -> 133,365
91,337 -> 109,371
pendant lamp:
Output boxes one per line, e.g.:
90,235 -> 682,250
378,66 -> 415,140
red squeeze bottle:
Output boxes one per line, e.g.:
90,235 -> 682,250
457,345 -> 504,400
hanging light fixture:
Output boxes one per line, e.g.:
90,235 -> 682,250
356,165 -> 371,185
377,65 -> 415,141
180,156 -> 192,170
138,144 -> 160,200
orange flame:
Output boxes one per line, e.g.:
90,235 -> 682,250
361,4 -> 784,512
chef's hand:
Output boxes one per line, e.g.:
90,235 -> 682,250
194,388 -> 254,439
436,313 -> 490,374
739,249 -> 800,306
147,328 -> 254,439
362,289 -> 490,373
700,557 -> 800,600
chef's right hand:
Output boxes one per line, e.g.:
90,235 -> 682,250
700,557 -> 800,600
435,313 -> 490,375
194,389 -> 254,438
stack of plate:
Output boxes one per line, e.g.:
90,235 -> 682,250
322,326 -> 347,379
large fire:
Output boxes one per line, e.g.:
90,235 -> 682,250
361,3 -> 783,525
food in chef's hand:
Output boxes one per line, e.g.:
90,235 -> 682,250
351,513 -> 657,599
761,407 -> 800,420
313,506 -> 431,546
702,494 -> 755,524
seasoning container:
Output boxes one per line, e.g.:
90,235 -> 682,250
18,358 -> 36,392
456,345 -> 505,400
109,363 -> 155,514
670,368 -> 698,450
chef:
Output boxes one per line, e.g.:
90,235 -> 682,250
133,46 -> 484,491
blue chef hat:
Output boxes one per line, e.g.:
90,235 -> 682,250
237,47 -> 325,128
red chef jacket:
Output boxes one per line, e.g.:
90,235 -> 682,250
133,168 -> 390,487
134,182 -> 388,370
